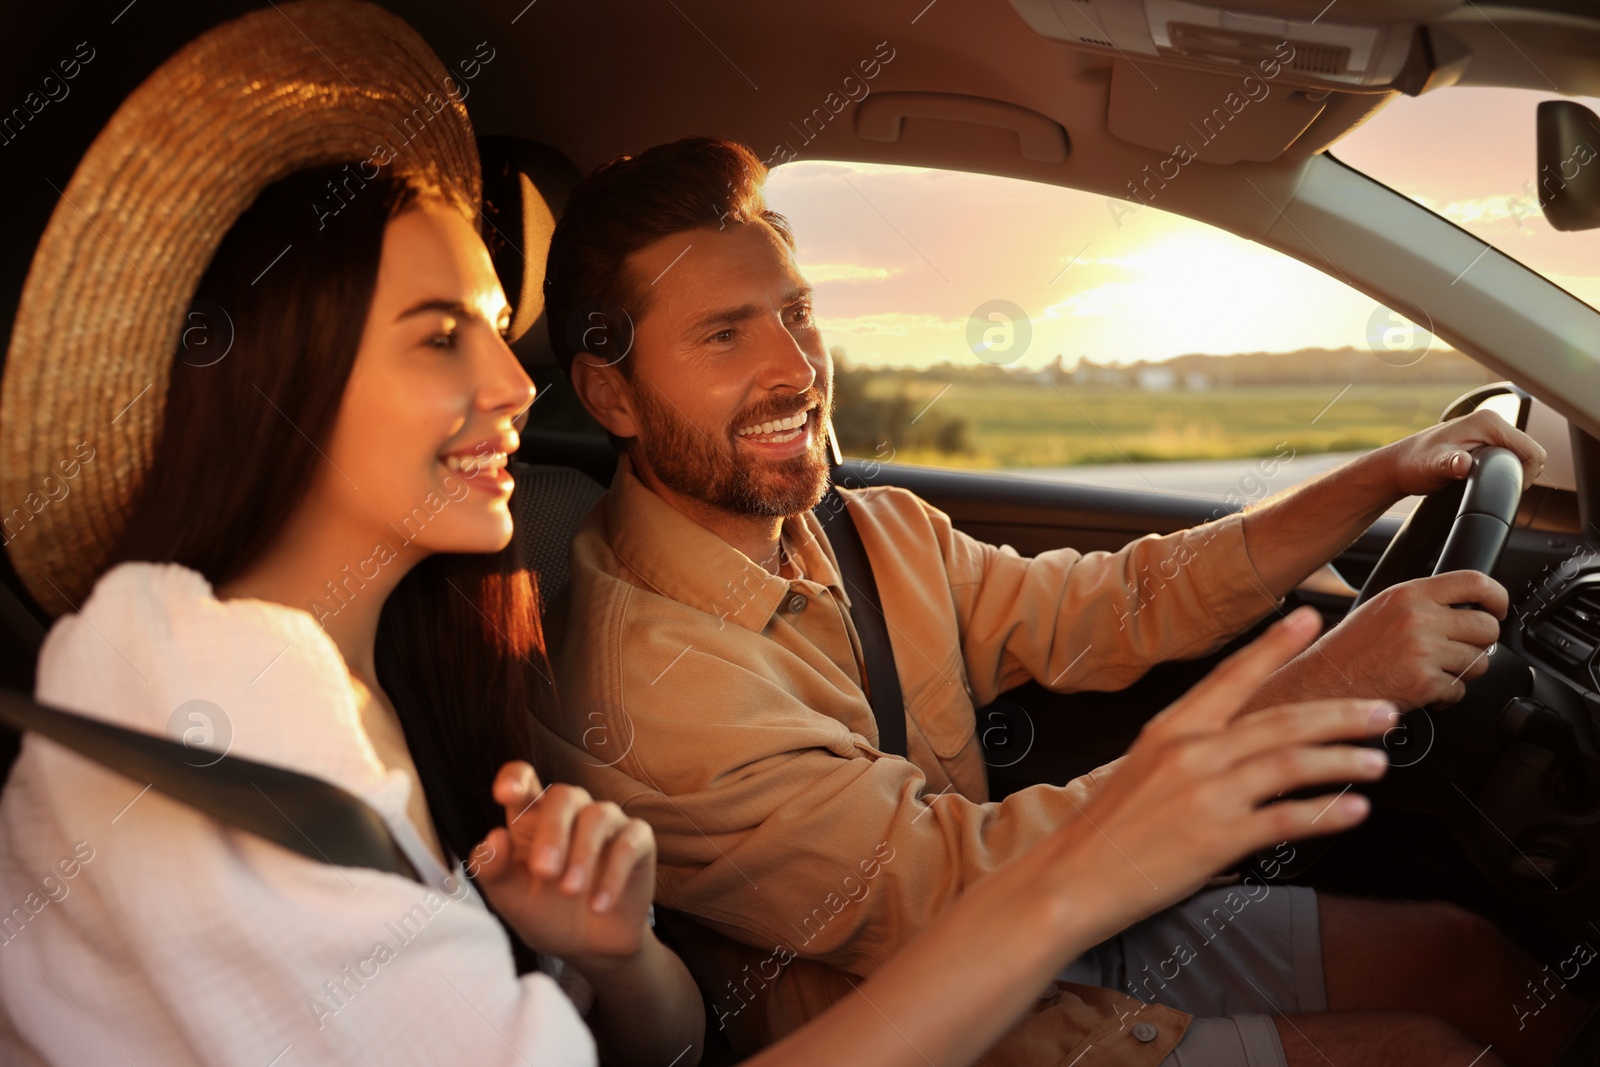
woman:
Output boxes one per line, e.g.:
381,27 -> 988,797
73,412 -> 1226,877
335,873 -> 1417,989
0,3 -> 1395,1065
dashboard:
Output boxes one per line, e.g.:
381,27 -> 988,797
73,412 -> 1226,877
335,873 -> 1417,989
1430,386 -> 1600,937
1514,569 -> 1600,698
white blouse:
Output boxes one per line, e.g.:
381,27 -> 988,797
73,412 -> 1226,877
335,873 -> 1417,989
0,562 -> 597,1065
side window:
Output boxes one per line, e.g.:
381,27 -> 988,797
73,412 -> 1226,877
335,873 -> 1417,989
762,161 -> 1497,507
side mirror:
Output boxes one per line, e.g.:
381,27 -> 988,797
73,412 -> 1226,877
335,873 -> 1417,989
1536,100 -> 1600,231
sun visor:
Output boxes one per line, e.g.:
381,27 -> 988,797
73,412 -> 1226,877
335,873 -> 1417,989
1105,57 -> 1328,163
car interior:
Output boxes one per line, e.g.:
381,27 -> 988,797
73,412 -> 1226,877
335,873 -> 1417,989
4,0 -> 1600,1062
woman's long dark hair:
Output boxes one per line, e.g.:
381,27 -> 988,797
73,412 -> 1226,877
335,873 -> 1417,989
109,164 -> 551,874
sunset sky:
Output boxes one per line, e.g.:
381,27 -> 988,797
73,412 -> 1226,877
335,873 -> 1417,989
762,86 -> 1600,370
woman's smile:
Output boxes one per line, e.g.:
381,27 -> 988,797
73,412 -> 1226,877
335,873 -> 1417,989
439,438 -> 517,496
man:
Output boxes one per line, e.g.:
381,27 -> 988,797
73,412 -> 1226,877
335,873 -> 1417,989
540,137 -> 1577,1066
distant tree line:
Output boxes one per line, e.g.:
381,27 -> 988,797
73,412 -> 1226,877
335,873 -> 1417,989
831,354 -> 972,457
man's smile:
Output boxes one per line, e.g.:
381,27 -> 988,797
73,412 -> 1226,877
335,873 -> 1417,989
734,401 -> 817,449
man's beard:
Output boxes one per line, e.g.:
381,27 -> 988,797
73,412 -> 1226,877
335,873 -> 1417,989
631,384 -> 832,518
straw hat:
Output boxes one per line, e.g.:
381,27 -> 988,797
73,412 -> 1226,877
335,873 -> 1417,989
1,0 -> 481,618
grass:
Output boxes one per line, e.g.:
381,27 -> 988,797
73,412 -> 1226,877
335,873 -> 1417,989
846,380 -> 1472,469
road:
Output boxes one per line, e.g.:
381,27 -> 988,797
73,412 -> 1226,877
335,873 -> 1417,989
999,451 -> 1419,516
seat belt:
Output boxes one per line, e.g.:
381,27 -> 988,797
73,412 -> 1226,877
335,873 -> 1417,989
0,575 -> 416,880
815,484 -> 908,759
0,685 -> 419,882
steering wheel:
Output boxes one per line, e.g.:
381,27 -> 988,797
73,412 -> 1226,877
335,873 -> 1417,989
1241,447 -> 1526,882
1353,444 -> 1525,611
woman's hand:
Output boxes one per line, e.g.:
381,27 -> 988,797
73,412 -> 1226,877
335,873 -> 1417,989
472,761 -> 656,970
748,608 -> 1404,1067
1045,605 -> 1399,939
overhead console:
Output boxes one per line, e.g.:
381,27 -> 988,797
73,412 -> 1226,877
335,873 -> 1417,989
1005,0 -> 1470,163
1007,0 -> 1460,89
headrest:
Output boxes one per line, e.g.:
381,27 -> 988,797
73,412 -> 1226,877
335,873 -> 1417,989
508,460 -> 606,620
477,135 -> 583,359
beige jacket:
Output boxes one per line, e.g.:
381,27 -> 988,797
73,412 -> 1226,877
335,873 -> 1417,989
545,457 -> 1281,1065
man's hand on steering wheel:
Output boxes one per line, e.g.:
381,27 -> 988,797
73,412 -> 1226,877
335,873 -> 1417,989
1269,570 -> 1509,710
1243,410 -> 1539,717
1374,408 -> 1546,497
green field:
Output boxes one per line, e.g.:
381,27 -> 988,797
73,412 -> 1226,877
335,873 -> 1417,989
524,346 -> 1495,470
838,379 -> 1475,470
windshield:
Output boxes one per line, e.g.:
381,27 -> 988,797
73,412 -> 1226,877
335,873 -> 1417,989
757,161 -> 1491,512
1334,86 -> 1600,312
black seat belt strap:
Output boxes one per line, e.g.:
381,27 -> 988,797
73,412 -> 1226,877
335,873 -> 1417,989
816,486 -> 908,758
0,687 -> 420,882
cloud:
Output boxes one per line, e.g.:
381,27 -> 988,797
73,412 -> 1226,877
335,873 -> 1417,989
817,312 -> 959,337
1041,283 -> 1139,319
799,262 -> 903,283
1421,193 -> 1543,227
